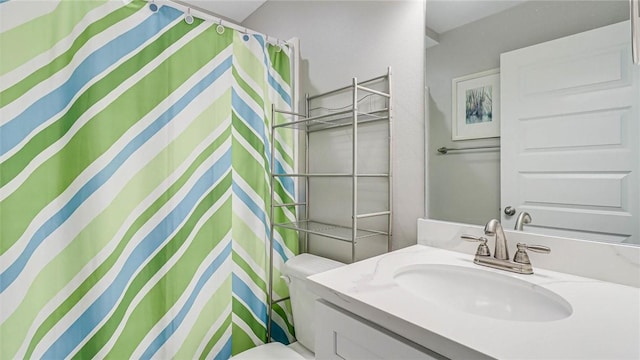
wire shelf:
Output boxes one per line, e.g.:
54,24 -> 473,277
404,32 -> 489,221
273,109 -> 389,132
273,220 -> 387,243
272,173 -> 389,178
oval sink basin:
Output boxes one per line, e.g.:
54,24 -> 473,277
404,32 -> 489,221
394,264 -> 572,322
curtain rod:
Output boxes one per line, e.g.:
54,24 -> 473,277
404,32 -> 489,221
153,0 -> 290,47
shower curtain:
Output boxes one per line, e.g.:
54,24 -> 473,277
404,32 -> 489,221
0,1 -> 298,359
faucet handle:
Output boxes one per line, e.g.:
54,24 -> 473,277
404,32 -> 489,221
461,234 -> 485,241
514,243 -> 550,264
461,235 -> 491,257
520,244 -> 550,253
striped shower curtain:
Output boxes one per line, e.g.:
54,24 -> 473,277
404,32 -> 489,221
0,1 -> 298,359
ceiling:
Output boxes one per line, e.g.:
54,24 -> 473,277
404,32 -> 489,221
426,0 -> 527,34
175,0 -> 526,35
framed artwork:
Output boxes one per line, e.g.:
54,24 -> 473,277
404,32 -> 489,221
451,69 -> 500,140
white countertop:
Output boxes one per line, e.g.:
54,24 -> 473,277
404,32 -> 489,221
307,245 -> 640,359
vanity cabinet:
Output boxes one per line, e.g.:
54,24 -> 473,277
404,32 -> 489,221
314,300 -> 446,360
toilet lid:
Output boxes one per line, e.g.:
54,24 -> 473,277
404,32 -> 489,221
283,253 -> 344,279
231,342 -> 306,360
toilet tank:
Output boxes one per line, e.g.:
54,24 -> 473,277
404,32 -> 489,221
282,253 -> 343,352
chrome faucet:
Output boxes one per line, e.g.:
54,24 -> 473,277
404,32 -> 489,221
484,218 -> 509,260
462,219 -> 550,274
514,212 -> 532,231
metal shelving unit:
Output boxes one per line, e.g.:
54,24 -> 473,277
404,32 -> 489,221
269,67 -> 393,264
266,67 -> 392,342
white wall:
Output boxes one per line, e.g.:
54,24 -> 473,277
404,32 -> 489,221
243,1 -> 426,261
426,0 -> 629,226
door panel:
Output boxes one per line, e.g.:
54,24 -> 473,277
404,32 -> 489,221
501,21 -> 639,244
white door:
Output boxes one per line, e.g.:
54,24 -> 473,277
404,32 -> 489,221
501,21 -> 639,244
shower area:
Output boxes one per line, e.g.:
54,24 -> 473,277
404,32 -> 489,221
0,1 -> 298,358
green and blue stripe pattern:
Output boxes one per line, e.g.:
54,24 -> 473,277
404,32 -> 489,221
0,1 -> 298,358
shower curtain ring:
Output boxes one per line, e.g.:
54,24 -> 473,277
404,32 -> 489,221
184,8 -> 194,25
216,19 -> 225,35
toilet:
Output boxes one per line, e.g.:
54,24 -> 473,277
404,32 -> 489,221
232,253 -> 343,359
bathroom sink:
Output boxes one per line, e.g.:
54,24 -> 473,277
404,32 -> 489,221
394,264 -> 572,322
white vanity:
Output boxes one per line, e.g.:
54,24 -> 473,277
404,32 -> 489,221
307,219 -> 640,359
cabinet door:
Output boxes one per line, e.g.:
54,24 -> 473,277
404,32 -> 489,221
314,300 -> 445,360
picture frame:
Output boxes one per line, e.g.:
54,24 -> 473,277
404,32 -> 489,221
451,68 -> 500,141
